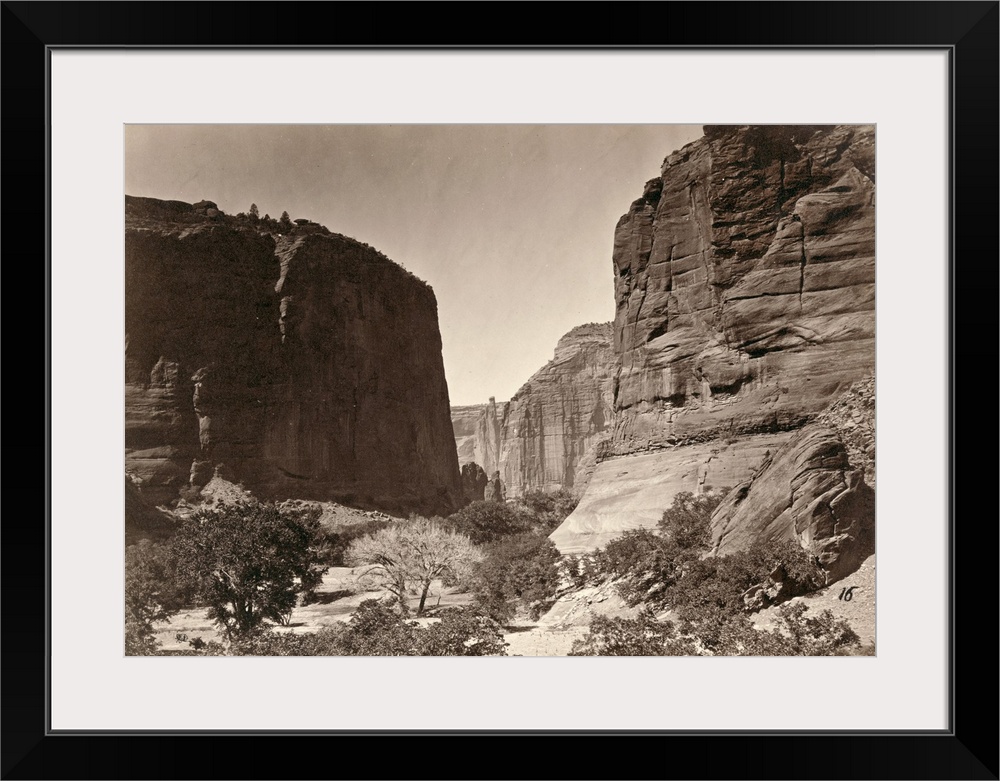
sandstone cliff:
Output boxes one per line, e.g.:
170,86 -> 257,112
551,125 -> 875,558
497,323 -> 617,497
451,404 -> 489,466
474,398 -> 503,475
450,323 -> 616,498
125,196 -> 462,516
611,125 -> 874,451
709,375 -> 876,582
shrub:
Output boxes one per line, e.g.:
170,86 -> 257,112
569,610 -> 696,656
665,539 -> 825,624
570,602 -> 861,657
445,500 -> 534,545
191,599 -> 509,657
512,489 -> 579,532
413,609 -> 509,656
686,603 -> 861,656
336,599 -> 419,655
657,489 -> 728,550
473,534 -> 562,622
771,603 -> 862,656
593,529 -> 685,607
125,539 -> 192,655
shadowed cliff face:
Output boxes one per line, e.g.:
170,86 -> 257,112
450,323 -> 616,499
552,126 -> 875,569
125,196 -> 462,516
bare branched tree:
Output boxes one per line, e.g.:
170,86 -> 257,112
345,519 -> 480,616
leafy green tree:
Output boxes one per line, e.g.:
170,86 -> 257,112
171,500 -> 328,639
248,203 -> 260,222
279,211 -> 293,232
346,518 -> 480,616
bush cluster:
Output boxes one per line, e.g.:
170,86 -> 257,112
445,489 -> 578,545
472,534 -> 562,622
566,488 -> 860,656
569,603 -> 862,657
177,599 -> 509,657
441,490 -> 575,621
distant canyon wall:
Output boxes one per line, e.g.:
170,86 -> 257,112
450,323 -> 616,498
551,125 -> 876,573
125,196 -> 462,516
450,404 -> 488,467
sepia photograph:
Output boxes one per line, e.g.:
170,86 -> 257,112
124,123 -> 876,657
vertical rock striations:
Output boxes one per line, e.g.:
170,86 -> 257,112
497,323 -> 616,497
450,323 -> 616,499
611,124 -> 875,451
552,126 -> 875,559
125,196 -> 462,516
451,404 -> 489,466
474,397 -> 503,476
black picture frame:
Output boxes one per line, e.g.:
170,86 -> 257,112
3,2 -> 996,779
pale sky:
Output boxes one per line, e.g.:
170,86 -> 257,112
125,124 -> 703,405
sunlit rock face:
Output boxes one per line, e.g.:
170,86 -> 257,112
709,423 -> 875,584
451,404 -> 489,467
552,125 -> 875,560
611,124 -> 874,452
496,323 -> 617,498
125,196 -> 462,516
450,324 -> 616,500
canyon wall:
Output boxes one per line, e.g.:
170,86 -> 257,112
497,323 -> 616,497
451,404 -> 488,466
125,196 -> 462,516
450,323 -> 616,499
552,125 -> 875,563
709,375 -> 875,583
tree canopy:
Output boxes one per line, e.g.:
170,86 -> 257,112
171,500 -> 328,638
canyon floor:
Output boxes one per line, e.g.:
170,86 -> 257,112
153,566 -> 589,656
153,556 -> 875,655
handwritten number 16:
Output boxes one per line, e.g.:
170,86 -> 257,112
838,586 -> 856,602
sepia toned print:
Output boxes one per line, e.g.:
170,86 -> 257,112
125,125 -> 874,657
